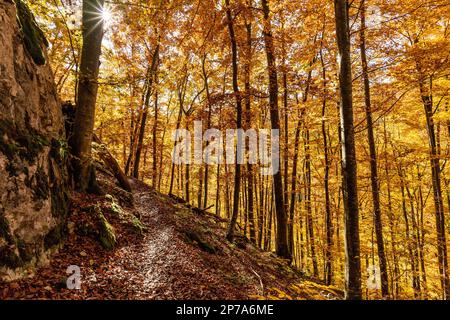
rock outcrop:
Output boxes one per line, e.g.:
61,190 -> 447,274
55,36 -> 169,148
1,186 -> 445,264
0,0 -> 68,280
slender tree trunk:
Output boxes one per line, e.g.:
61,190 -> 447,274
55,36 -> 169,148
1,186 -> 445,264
202,54 -> 212,209
383,119 -> 399,298
70,0 -> 105,192
152,75 -> 159,187
417,75 -> 449,299
281,15 -> 290,244
397,163 -> 421,298
261,0 -> 290,260
244,4 -> 256,244
215,163 -> 221,216
359,0 -> 389,298
334,0 -> 362,299
225,0 -> 243,242
169,71 -> 188,196
320,40 -> 333,286
406,184 -> 423,298
133,44 -> 159,179
304,129 -> 318,276
258,174 -> 265,248
184,119 -> 190,203
416,168 -> 428,298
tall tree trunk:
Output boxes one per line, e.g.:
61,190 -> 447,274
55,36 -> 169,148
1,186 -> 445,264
280,15 -> 290,243
383,119 -> 399,298
124,82 -> 137,174
416,167 -> 428,298
244,3 -> 256,244
225,0 -> 243,242
133,43 -> 160,179
261,0 -> 290,260
359,0 -> 389,298
406,184 -> 423,298
417,74 -> 449,299
320,39 -> 333,286
304,128 -> 318,276
70,0 -> 105,192
185,120 -> 190,203
202,54 -> 212,209
397,162 -> 421,298
169,71 -> 188,196
152,75 -> 159,187
334,0 -> 362,299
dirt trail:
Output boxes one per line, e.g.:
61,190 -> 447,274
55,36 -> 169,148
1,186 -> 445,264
0,178 -> 341,300
118,182 -> 227,299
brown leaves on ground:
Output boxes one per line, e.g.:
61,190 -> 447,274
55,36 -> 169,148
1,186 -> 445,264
0,176 -> 342,300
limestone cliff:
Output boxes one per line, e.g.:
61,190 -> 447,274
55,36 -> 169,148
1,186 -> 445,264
0,0 -> 69,280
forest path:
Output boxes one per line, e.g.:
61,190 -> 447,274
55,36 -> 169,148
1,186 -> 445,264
115,179 -> 223,299
1,178 -> 340,300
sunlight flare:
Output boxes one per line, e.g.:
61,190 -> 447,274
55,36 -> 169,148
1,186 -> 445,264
101,7 -> 112,24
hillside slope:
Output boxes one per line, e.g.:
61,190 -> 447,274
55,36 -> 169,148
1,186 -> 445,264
0,170 -> 342,300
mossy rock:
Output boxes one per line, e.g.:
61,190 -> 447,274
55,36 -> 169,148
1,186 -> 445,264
24,165 -> 49,201
49,138 -> 70,218
129,214 -> 146,235
91,206 -> 116,250
0,118 -> 49,166
50,138 -> 69,166
184,230 -> 217,254
105,194 -> 123,217
14,0 -> 49,65
105,195 -> 145,235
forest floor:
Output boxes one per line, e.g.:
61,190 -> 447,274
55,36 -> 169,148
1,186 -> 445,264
0,174 -> 343,300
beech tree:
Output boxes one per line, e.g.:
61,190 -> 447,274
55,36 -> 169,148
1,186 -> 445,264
225,0 -> 244,242
261,0 -> 290,260
334,0 -> 361,299
359,0 -> 389,298
70,0 -> 105,192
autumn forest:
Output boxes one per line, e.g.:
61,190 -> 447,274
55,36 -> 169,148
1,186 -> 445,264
1,0 -> 450,301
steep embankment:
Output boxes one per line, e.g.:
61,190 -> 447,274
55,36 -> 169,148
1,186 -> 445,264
0,168 -> 342,300
0,0 -> 68,280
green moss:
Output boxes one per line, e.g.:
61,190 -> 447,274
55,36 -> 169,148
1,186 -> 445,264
25,167 -> 49,200
0,118 -> 49,166
14,0 -> 49,65
49,138 -> 70,218
50,138 -> 68,163
111,201 -> 123,217
92,206 -> 116,250
17,132 -> 49,163
129,214 -> 145,235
